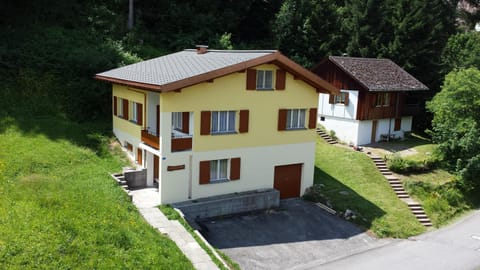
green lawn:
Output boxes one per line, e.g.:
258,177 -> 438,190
0,116 -> 193,269
314,139 -> 425,238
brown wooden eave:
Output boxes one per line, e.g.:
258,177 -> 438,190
94,75 -> 163,91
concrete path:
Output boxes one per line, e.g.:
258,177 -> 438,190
130,188 -> 219,270
318,209 -> 480,270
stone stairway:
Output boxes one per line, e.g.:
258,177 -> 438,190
369,156 -> 432,227
111,173 -> 132,198
316,128 -> 337,144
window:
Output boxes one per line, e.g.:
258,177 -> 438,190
334,93 -> 348,104
211,111 -> 236,134
117,98 -> 129,120
256,70 -> 273,90
172,112 -> 183,131
131,101 -> 138,122
199,158 -> 241,184
286,109 -> 306,129
210,159 -> 228,182
375,93 -> 390,107
118,98 -> 124,116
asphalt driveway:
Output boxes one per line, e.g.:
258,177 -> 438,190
202,199 -> 392,270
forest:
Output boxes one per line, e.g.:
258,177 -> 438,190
0,0 -> 479,188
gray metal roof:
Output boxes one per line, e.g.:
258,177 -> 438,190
96,49 -> 276,86
329,56 -> 429,91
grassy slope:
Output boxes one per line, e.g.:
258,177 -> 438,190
314,139 -> 425,238
0,116 -> 193,269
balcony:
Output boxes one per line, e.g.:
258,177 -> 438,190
141,129 -> 159,149
171,129 -> 192,152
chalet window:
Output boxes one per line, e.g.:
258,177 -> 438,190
375,93 -> 390,107
211,111 -> 236,134
117,98 -> 123,117
199,158 -> 241,184
130,102 -> 142,125
256,70 -> 273,90
329,92 -> 349,105
286,109 -> 306,129
172,112 -> 183,131
117,98 -> 129,120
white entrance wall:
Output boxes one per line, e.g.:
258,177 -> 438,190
158,142 -> 315,204
320,116 -> 413,145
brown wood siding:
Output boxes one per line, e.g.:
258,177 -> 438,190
137,103 -> 143,126
246,69 -> 257,90
141,130 -> 159,149
371,120 -> 378,143
126,142 -> 133,152
200,111 -> 211,135
230,158 -> 241,180
199,161 -> 210,184
136,148 -> 142,165
278,109 -> 287,131
113,96 -> 117,116
182,112 -> 190,134
344,93 -> 349,106
239,110 -> 249,133
274,164 -> 302,199
275,69 -> 286,90
122,99 -> 129,120
328,94 -> 334,104
357,92 -> 400,120
308,108 -> 317,129
313,61 -> 365,91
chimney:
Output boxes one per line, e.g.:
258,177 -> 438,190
196,45 -> 208,54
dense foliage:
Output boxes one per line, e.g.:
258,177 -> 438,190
427,68 -> 480,190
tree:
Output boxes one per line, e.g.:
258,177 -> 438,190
273,0 -> 343,67
442,31 -> 480,73
427,68 -> 480,189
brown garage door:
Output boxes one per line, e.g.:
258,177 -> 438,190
274,164 -> 302,199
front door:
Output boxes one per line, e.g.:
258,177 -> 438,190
153,155 -> 159,182
274,164 -> 302,199
371,120 -> 378,143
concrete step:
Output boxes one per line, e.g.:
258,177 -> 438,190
392,188 -> 405,192
397,194 -> 410,198
414,214 -> 429,218
385,175 -> 400,180
389,182 -> 402,186
382,172 -> 393,175
119,180 -> 127,185
376,165 -> 388,168
411,209 -> 426,214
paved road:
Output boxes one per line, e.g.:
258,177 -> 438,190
203,199 -> 392,270
318,210 -> 480,270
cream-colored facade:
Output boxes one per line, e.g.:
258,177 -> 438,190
109,61 -> 329,204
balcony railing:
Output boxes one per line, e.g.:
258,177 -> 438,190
141,129 -> 159,149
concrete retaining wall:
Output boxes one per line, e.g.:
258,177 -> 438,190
172,188 -> 280,220
124,168 -> 147,188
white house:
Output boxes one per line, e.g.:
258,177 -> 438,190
313,56 -> 429,146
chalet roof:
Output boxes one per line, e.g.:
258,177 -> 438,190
95,49 -> 339,94
328,56 -> 429,92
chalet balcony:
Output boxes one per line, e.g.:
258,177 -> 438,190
171,130 -> 192,152
141,129 -> 159,150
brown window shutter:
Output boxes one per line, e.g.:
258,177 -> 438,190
308,108 -> 317,129
329,95 -> 334,104
182,112 -> 190,134
344,93 -> 349,106
156,105 -> 160,135
199,160 -> 210,184
123,99 -> 129,120
275,69 -> 286,90
230,158 -> 241,180
200,111 -> 211,135
137,103 -> 143,126
239,110 -> 249,133
113,96 -> 118,116
246,69 -> 256,90
278,109 -> 287,131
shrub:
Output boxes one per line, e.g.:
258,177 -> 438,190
387,155 -> 438,173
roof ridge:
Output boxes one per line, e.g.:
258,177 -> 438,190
184,49 -> 277,54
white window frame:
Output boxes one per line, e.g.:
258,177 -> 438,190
118,98 -> 124,117
210,159 -> 229,182
172,112 -> 183,131
286,109 -> 306,129
211,111 -> 236,134
256,70 -> 274,90
131,101 -> 138,123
